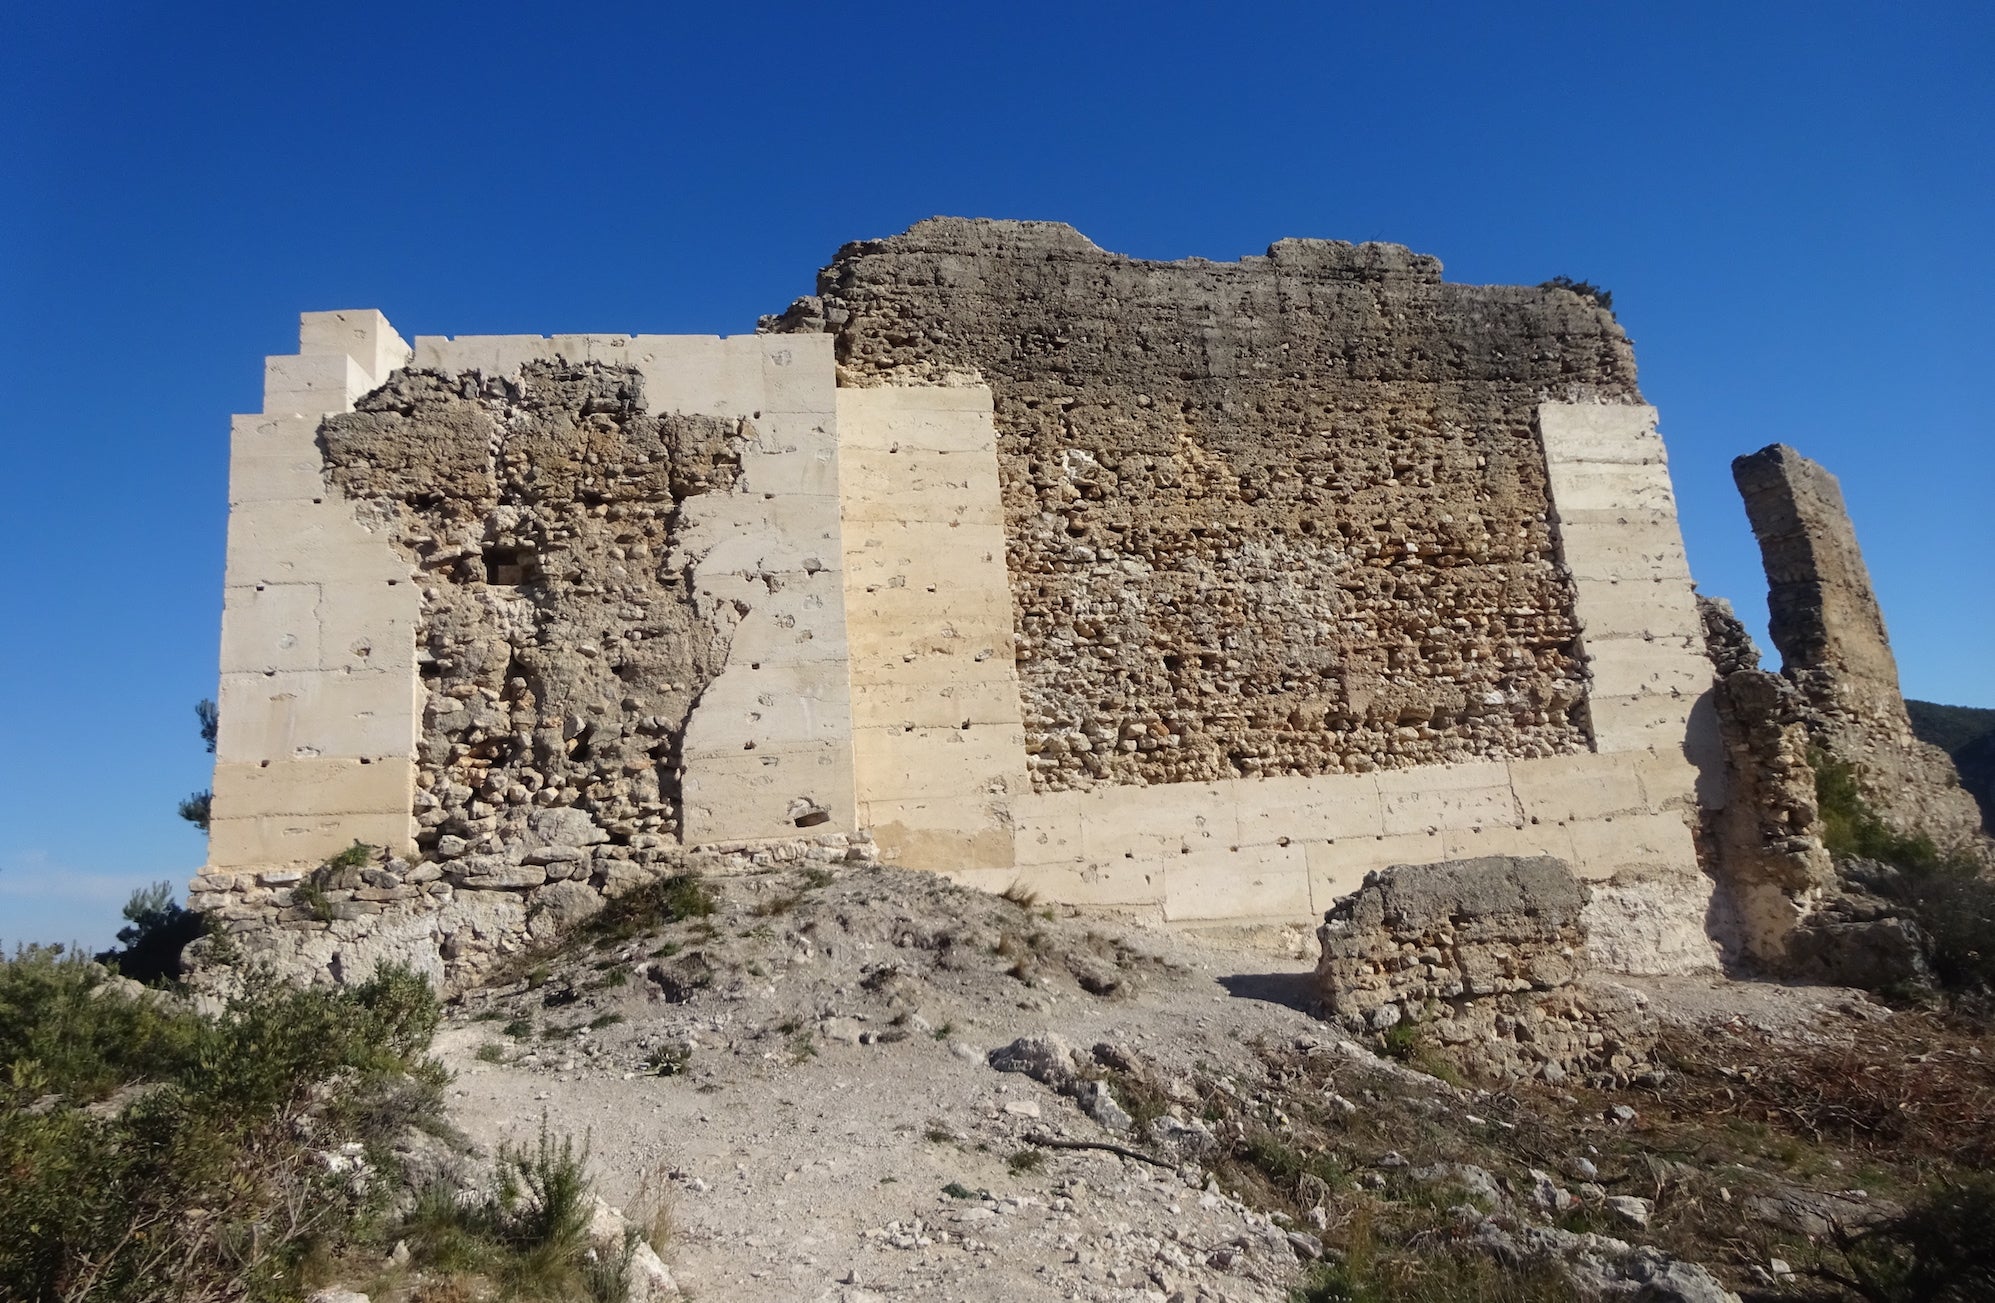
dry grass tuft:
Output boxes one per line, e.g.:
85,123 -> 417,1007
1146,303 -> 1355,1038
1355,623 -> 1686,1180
999,882 -> 1040,911
1656,1013 -> 1995,1168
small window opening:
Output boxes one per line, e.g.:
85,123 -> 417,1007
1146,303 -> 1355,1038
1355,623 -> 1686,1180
484,543 -> 541,586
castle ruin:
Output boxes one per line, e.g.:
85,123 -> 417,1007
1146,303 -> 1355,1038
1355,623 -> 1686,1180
188,218 -> 1981,991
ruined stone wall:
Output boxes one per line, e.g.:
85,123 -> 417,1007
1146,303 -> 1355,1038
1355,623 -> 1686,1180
782,219 -> 1637,789
319,362 -> 747,863
194,327 -> 871,991
782,220 -> 1720,974
1698,595 -> 1834,965
195,221 -> 1735,987
1733,445 -> 1983,851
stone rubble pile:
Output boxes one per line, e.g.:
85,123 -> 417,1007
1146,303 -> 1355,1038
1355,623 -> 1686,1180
189,833 -> 872,993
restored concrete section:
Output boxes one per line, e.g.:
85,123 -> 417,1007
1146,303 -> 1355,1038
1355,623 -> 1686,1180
1540,405 -> 1711,758
946,749 -> 1710,970
1537,403 -> 1724,971
211,311 -> 420,868
841,385 -> 1032,870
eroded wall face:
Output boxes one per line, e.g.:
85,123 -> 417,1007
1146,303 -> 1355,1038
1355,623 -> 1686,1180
403,331 -> 859,847
318,363 -> 747,859
800,220 -> 1641,790
196,326 -> 866,991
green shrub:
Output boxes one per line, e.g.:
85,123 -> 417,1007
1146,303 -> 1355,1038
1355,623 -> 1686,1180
586,873 -> 717,943
297,879 -> 336,923
177,789 -> 213,832
1241,1128 -> 1345,1193
0,945 -> 207,1099
1814,750 -> 1995,995
1822,1172 -> 1995,1302
1538,275 -> 1612,312
0,951 -> 444,1302
1378,1020 -> 1420,1061
326,840 -> 375,870
1909,868 -> 1995,995
1814,751 -> 1945,869
0,942 -> 648,1302
400,1122 -> 636,1302
94,881 -> 209,986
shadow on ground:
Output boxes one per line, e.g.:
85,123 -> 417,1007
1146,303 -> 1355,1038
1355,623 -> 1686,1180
1217,970 -> 1318,1015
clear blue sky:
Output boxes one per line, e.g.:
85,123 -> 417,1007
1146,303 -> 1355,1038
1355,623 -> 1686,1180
3,2 -> 1989,949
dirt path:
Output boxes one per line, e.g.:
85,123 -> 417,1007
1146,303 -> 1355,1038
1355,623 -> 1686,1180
431,863 -> 1891,1302
436,866 -> 1334,1301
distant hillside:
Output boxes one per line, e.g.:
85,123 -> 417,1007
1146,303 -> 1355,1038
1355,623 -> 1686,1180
1908,699 -> 1995,835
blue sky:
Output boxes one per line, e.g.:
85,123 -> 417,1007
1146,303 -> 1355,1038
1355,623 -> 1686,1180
3,2 -> 1989,949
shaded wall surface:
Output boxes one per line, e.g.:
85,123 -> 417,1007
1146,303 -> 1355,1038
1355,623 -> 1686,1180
1734,445 -> 1983,851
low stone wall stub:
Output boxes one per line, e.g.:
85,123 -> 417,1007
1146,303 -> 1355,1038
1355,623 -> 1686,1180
1314,855 -> 1663,1085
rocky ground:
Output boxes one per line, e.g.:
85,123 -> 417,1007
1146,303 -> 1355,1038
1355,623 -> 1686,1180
424,863 -> 1962,1303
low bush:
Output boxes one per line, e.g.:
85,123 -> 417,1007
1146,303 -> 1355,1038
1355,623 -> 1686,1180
1,947 -> 648,1301
0,949 -> 443,1301
1814,750 -> 1995,997
94,881 -> 208,986
1805,1173 -> 1995,1303
1814,753 -> 1945,871
401,1124 -> 639,1302
586,873 -> 717,944
1538,275 -> 1612,312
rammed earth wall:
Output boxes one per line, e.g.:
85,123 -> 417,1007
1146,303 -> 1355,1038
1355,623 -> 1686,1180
193,222 -> 1729,988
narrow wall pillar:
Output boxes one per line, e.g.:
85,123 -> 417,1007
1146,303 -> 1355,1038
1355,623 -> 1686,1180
206,311 -> 420,870
839,385 -> 1032,870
